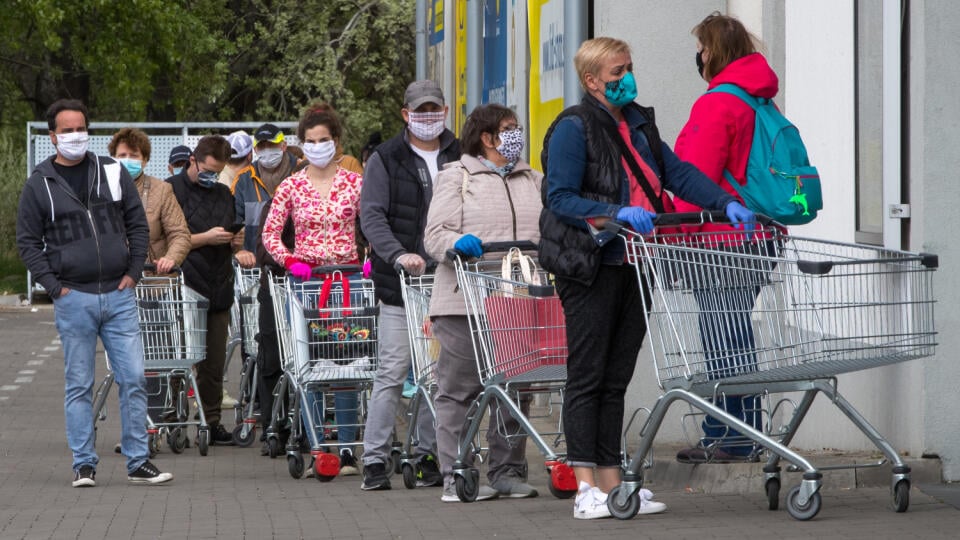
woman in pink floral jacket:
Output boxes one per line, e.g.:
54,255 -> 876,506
261,103 -> 364,478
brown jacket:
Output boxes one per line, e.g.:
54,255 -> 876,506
424,155 -> 543,317
135,174 -> 191,266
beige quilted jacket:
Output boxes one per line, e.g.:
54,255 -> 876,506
424,154 -> 543,317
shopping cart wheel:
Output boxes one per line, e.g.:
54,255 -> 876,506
765,478 -> 780,511
892,480 -> 910,513
547,462 -> 577,499
288,454 -> 304,479
232,424 -> 256,447
455,469 -> 480,503
785,485 -> 821,521
401,463 -> 417,490
607,485 -> 640,520
197,429 -> 210,456
267,437 -> 281,459
390,446 -> 403,475
169,428 -> 186,454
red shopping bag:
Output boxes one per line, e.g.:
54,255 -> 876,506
483,294 -> 567,378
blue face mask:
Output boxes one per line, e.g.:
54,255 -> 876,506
604,71 -> 638,108
119,158 -> 143,179
172,166 -> 184,175
197,170 -> 219,188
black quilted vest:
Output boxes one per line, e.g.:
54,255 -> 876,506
368,130 -> 460,306
538,97 -> 664,285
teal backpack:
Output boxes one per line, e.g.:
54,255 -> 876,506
707,83 -> 822,225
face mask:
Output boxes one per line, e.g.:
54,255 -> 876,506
56,131 -> 89,161
603,71 -> 638,108
495,128 -> 525,164
257,148 -> 283,169
197,170 -> 219,188
172,166 -> 185,175
302,141 -> 337,168
407,111 -> 446,141
696,51 -> 705,78
119,158 -> 143,179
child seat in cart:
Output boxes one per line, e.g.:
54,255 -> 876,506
607,212 -> 937,521
448,241 -> 577,502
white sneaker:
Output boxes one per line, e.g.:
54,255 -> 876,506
573,481 -> 611,520
637,488 -> 667,515
221,389 -> 238,408
441,482 -> 499,502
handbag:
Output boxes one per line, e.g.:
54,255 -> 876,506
483,250 -> 567,379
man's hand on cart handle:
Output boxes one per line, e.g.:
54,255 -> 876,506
234,250 -> 256,269
396,253 -> 426,276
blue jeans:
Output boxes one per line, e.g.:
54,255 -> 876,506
53,288 -> 149,474
289,275 -> 360,447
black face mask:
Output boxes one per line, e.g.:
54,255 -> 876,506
696,51 -> 705,78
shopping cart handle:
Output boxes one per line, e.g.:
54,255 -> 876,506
306,264 -> 364,275
445,240 -> 538,261
604,211 -> 778,233
142,263 -> 181,275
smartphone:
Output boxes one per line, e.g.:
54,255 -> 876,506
226,223 -> 244,234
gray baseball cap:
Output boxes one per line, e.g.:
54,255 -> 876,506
404,80 -> 444,110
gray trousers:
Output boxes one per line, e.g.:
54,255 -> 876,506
432,316 -> 528,487
362,303 -> 437,465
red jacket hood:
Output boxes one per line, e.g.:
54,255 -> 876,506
707,53 -> 779,99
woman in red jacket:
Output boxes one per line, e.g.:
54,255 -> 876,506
673,12 -> 779,464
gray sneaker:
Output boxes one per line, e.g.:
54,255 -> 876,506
491,470 -> 538,498
441,482 -> 499,502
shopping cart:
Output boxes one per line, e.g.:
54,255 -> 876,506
231,261 -> 261,446
607,212 -> 938,521
396,269 -> 447,488
448,242 -> 577,502
93,267 -> 212,455
266,265 -> 379,480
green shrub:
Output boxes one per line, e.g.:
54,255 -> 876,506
0,128 -> 27,295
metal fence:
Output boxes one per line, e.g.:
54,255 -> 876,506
25,121 -> 298,304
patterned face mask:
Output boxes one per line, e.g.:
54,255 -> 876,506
495,127 -> 524,164
407,111 -> 446,141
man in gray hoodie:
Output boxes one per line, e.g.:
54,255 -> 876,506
16,99 -> 173,488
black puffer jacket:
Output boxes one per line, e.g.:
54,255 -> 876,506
359,129 -> 460,306
170,173 -> 236,311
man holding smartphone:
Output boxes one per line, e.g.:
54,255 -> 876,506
168,135 -> 240,445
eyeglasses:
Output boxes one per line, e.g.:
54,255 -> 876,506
499,125 -> 523,134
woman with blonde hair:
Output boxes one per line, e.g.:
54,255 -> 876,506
539,36 -> 755,519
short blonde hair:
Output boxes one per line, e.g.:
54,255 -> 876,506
574,37 -> 631,89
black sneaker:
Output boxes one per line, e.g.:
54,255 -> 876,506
416,454 -> 443,487
340,449 -> 359,476
361,462 -> 391,491
127,460 -> 173,485
72,465 -> 96,488
211,423 -> 235,446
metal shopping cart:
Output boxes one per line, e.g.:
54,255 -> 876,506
266,265 -> 379,480
93,267 -> 212,455
231,262 -> 261,446
607,212 -> 938,521
449,242 -> 577,502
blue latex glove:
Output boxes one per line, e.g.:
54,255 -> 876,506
616,206 -> 656,234
453,234 -> 483,258
725,201 -> 756,230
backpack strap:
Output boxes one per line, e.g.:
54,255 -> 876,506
707,83 -> 765,109
584,104 -> 666,214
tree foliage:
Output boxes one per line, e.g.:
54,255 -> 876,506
0,0 -> 416,153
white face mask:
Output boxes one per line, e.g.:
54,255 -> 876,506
56,131 -> 89,161
302,141 -> 337,168
407,111 -> 446,141
257,148 -> 283,169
